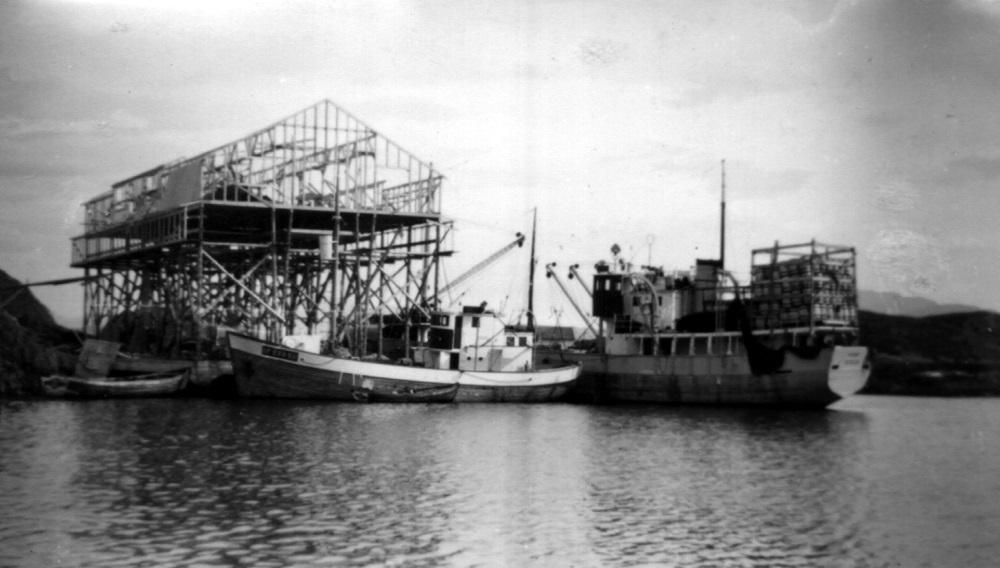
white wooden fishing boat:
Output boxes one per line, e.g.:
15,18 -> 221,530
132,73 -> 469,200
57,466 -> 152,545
228,208 -> 579,403
411,306 -> 580,402
228,328 -> 578,402
228,331 -> 460,401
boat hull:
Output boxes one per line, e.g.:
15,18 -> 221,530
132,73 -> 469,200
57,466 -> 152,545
454,367 -> 580,402
41,371 -> 189,398
229,333 -> 461,401
228,333 -> 579,402
541,345 -> 869,408
365,384 -> 459,403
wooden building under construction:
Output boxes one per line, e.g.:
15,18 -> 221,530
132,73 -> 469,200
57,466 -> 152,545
71,100 -> 452,359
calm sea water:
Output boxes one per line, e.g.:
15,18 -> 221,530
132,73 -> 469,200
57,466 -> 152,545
1,395 -> 999,568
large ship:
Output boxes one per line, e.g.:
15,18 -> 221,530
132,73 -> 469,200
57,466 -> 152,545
541,241 -> 870,408
539,163 -> 869,408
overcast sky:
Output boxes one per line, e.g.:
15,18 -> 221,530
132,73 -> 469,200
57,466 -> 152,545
2,0 -> 999,327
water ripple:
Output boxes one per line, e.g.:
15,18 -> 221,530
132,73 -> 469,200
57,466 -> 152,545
2,397 -> 1000,566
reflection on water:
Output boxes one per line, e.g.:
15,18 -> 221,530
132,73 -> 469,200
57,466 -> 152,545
1,396 -> 998,567
580,407 -> 871,567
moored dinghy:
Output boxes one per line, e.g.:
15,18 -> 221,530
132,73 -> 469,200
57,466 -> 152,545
41,369 -> 190,398
40,338 -> 190,398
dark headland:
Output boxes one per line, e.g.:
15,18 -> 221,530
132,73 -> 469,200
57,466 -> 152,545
0,268 -> 78,396
859,309 -> 1000,396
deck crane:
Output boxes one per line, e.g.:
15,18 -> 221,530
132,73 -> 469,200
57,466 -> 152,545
545,262 -> 598,338
567,263 -> 592,299
439,232 -> 526,303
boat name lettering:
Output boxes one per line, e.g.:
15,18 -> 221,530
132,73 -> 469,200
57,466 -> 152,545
262,345 -> 299,362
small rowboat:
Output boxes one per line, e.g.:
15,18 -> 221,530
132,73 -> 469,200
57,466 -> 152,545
357,384 -> 460,403
41,369 -> 190,398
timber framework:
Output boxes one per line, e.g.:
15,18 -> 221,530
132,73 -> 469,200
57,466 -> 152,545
71,100 -> 453,358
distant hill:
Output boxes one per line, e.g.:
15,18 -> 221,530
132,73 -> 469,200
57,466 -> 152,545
860,309 -> 1000,396
860,309 -> 1000,361
859,290 -> 982,317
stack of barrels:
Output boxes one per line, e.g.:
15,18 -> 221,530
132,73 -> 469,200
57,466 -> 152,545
749,253 -> 857,330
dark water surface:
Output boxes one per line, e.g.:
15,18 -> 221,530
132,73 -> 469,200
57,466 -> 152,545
2,395 -> 999,567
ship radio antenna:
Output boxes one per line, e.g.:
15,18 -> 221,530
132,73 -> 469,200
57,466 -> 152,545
720,159 -> 726,270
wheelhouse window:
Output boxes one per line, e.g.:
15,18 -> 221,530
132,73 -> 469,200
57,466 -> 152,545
658,337 -> 672,355
675,337 -> 691,355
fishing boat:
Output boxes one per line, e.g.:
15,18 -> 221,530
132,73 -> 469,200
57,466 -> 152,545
228,311 -> 579,402
421,210 -> 579,402
228,207 -> 579,402
540,166 -> 870,408
412,306 -> 581,402
41,369 -> 190,398
228,331 -> 459,401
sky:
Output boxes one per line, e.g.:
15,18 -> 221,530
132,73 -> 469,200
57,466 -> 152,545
2,0 -> 999,328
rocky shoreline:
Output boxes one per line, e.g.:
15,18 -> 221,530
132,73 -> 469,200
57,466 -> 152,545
0,271 -> 78,396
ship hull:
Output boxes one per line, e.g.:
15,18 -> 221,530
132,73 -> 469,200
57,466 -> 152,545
542,345 -> 868,408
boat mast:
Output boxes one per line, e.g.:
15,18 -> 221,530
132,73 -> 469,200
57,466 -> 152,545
527,208 -> 537,331
720,158 -> 726,270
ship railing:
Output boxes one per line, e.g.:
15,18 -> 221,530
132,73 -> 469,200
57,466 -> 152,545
613,329 -> 746,357
613,322 -> 859,358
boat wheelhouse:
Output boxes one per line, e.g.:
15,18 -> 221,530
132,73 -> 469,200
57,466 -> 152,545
410,305 -> 578,402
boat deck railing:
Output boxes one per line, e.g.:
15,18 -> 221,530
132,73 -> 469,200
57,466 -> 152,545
608,324 -> 858,357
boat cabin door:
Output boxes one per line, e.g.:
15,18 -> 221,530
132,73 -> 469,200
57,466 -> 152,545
449,352 -> 460,370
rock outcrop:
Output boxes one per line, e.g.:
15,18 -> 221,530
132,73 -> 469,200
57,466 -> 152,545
0,269 -> 78,396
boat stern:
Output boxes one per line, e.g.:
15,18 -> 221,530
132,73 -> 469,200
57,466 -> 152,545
828,345 -> 871,397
